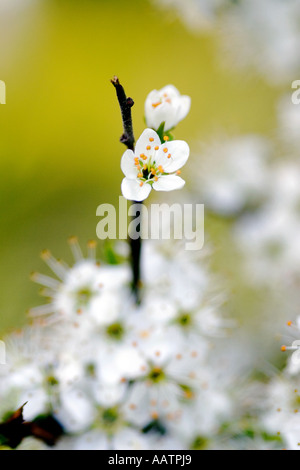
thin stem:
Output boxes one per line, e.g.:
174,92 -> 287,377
111,76 -> 142,302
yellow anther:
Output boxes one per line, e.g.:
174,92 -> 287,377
40,249 -> 51,260
149,137 -> 154,142
151,412 -> 159,420
287,321 -> 292,326
184,390 -> 194,400
146,145 -> 151,150
139,182 -> 144,187
168,154 -> 171,159
151,168 -> 156,175
137,173 -> 143,178
163,148 -> 168,153
154,176 -> 159,182
152,102 -> 161,108
176,170 -> 181,175
143,164 -> 147,170
163,136 -> 169,141
281,345 -> 287,352
154,146 -> 159,151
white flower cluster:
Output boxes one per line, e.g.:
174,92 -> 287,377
155,0 -> 300,84
263,336 -> 300,450
190,134 -> 271,216
0,238 -> 234,450
121,85 -> 191,202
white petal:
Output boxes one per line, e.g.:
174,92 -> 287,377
135,128 -> 161,159
153,175 -> 185,192
155,140 -> 190,173
121,149 -> 137,178
154,102 -> 177,132
121,178 -> 152,201
159,84 -> 180,99
177,95 -> 191,122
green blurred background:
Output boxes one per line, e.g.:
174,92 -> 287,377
0,0 -> 280,334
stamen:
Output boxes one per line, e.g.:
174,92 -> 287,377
40,250 -> 68,280
149,137 -> 154,142
146,145 -> 151,150
87,240 -> 97,260
163,148 -> 168,153
154,146 -> 159,151
68,236 -> 83,262
168,154 -> 171,159
30,272 -> 60,290
28,304 -> 55,318
163,136 -> 169,141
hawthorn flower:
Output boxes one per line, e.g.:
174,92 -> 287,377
121,129 -> 189,201
145,85 -> 191,132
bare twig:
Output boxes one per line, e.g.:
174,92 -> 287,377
111,76 -> 142,302
111,76 -> 135,151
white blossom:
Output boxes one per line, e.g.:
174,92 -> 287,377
121,128 -> 189,201
145,85 -> 191,132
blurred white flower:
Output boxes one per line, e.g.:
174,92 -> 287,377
121,128 -> 189,201
29,237 -> 130,330
145,85 -> 191,132
235,162 -> 300,285
192,134 -> 271,216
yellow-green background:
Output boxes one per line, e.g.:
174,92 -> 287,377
0,0 -> 281,334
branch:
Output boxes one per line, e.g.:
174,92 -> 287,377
111,76 -> 135,150
111,77 -> 142,303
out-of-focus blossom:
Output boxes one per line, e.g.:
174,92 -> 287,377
191,135 -> 271,216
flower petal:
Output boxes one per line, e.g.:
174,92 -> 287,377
155,140 -> 190,173
177,95 -> 191,123
135,128 -> 161,160
153,175 -> 185,192
121,149 -> 137,178
121,178 -> 152,201
159,84 -> 180,99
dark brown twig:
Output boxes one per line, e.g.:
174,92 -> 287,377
111,76 -> 142,302
111,76 -> 135,151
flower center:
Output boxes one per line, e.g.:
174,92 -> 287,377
147,366 -> 166,383
106,322 -> 125,341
